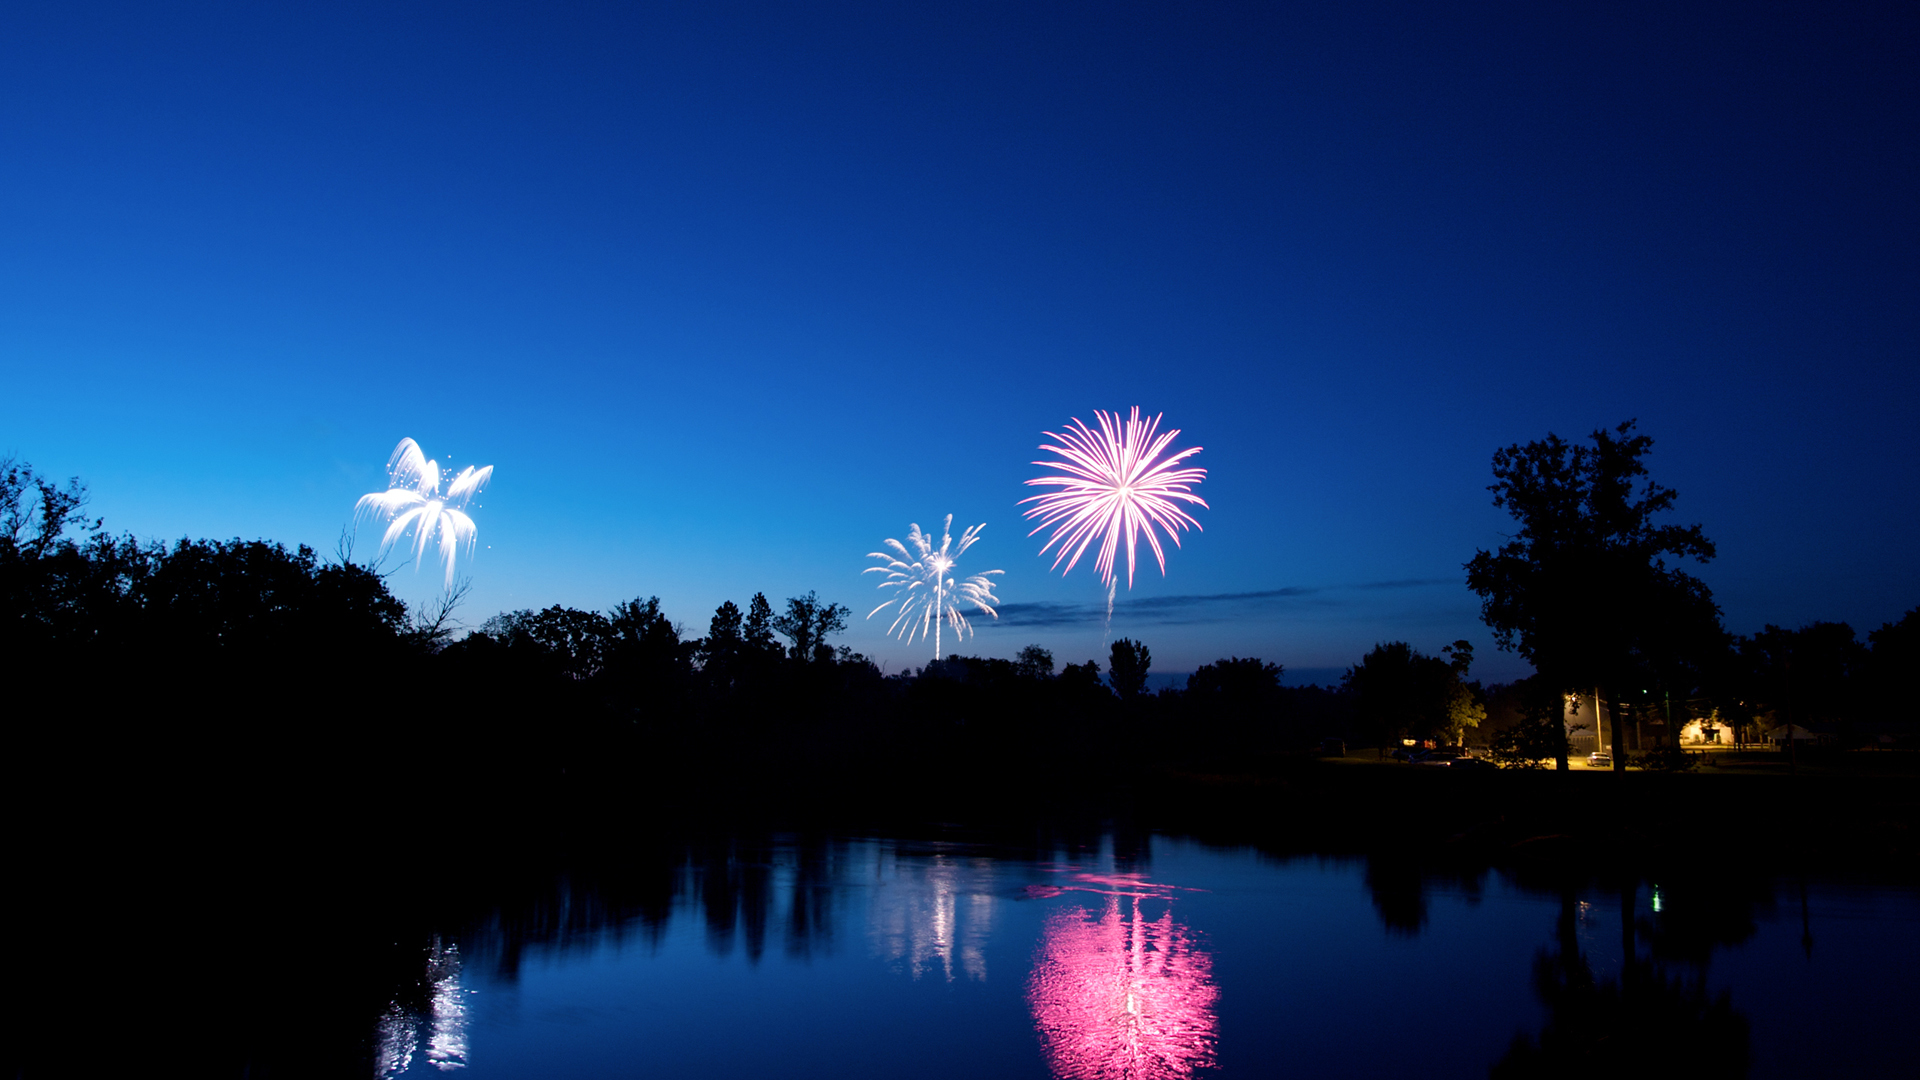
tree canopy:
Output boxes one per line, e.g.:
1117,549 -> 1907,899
1465,421 -> 1723,769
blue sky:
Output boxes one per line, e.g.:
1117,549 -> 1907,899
3,1 -> 1915,683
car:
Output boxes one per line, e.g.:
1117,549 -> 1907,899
1450,756 -> 1498,772
1587,752 -> 1614,768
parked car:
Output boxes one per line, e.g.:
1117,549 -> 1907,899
1450,756 -> 1498,772
1587,751 -> 1613,768
1414,747 -> 1466,766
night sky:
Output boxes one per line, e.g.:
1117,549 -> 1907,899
3,2 -> 1914,683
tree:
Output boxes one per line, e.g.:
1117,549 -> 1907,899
1485,677 -> 1575,768
1440,640 -> 1488,745
1015,644 -> 1055,679
0,457 -> 100,560
771,591 -> 850,663
1733,621 -> 1870,759
1108,638 -> 1151,699
1186,657 -> 1285,751
697,600 -> 745,687
606,596 -> 688,694
1186,657 -> 1282,701
1343,642 -> 1456,754
1465,421 -> 1722,772
483,605 -> 612,680
1867,607 -> 1919,737
743,593 -> 779,658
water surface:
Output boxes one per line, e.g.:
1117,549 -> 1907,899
371,835 -> 1916,1078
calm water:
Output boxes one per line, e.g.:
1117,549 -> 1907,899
372,836 -> 1916,1079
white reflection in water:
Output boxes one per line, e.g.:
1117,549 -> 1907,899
374,935 -> 469,1076
866,853 -> 997,982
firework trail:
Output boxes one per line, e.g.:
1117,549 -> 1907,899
355,438 -> 493,590
1020,407 -> 1207,624
865,515 -> 1003,659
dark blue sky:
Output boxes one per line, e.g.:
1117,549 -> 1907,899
3,1 -> 1914,682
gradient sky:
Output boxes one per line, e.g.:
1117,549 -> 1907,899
3,1 -> 1915,684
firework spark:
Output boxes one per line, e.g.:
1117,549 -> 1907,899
865,515 -> 1003,659
355,438 -> 493,590
1020,408 -> 1207,615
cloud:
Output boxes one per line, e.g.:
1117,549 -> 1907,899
982,579 -> 1453,629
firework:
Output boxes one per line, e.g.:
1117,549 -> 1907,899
865,515 -> 1003,659
1020,408 -> 1207,605
355,438 -> 493,590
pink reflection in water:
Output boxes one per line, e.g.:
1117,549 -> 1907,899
1027,890 -> 1219,1080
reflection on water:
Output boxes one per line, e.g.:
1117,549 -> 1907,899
375,935 -> 470,1077
1027,874 -> 1218,1080
867,852 -> 998,982
296,835 -> 1914,1080
1494,886 -> 1750,1078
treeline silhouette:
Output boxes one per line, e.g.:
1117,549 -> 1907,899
7,453 -> 1918,839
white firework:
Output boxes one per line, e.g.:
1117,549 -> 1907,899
355,437 -> 493,590
866,515 -> 1003,659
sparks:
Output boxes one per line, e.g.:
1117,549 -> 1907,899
1020,407 -> 1207,595
865,515 -> 1003,659
355,438 -> 493,590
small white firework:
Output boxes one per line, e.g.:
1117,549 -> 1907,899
355,437 -> 493,590
865,515 -> 1003,659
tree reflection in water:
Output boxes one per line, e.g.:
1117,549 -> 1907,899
1492,885 -> 1751,1079
1027,875 -> 1218,1080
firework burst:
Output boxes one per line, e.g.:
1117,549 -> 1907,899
865,515 -> 1003,659
1020,408 -> 1207,614
355,438 -> 493,590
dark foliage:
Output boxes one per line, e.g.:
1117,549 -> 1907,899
1343,641 -> 1481,754
1466,422 -> 1725,771
1108,637 -> 1151,699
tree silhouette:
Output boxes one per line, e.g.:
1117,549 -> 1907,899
1015,644 -> 1055,679
1343,642 -> 1460,754
743,593 -> 779,658
697,600 -> 745,690
1465,421 -> 1722,772
771,591 -> 850,663
1108,638 -> 1151,699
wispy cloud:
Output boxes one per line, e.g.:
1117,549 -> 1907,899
983,579 -> 1454,629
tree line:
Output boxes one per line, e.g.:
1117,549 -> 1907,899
5,427 -> 1914,815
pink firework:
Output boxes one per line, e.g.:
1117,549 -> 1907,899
1021,407 -> 1208,589
1027,894 -> 1219,1080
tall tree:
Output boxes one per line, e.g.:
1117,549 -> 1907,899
697,600 -> 745,688
743,593 -> 780,659
1108,638 -> 1151,699
1465,421 -> 1722,772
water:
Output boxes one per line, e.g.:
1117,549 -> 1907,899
368,835 -> 1917,1079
